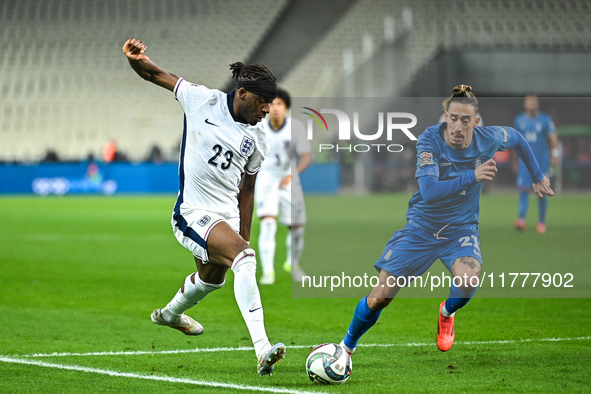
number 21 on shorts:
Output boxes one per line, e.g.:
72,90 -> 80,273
458,235 -> 481,257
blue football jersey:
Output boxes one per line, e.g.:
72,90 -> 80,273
514,112 -> 556,173
406,123 -> 511,232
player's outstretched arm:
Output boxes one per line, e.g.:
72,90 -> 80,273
504,127 -> 546,185
532,176 -> 554,198
504,128 -> 554,197
122,38 -> 179,91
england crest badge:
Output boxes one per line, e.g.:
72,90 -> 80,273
240,136 -> 255,157
197,215 -> 211,227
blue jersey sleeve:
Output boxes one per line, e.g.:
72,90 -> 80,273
504,127 -> 545,183
418,173 -> 478,204
415,131 -> 439,178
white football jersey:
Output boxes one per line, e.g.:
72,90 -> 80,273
173,78 -> 269,220
260,117 -> 310,179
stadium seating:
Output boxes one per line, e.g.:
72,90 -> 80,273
282,0 -> 591,98
2,0 -> 590,162
0,0 -> 287,161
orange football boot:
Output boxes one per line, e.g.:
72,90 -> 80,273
437,301 -> 455,352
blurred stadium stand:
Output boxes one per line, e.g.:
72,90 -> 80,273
279,0 -> 591,192
1,0 -> 591,192
283,0 -> 591,98
0,0 -> 287,162
223,0 -> 358,92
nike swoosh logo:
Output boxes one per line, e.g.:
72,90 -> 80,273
205,118 -> 219,127
440,162 -> 452,166
249,307 -> 262,313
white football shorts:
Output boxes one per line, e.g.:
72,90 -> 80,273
171,209 -> 240,263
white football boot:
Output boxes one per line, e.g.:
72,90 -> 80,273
257,342 -> 286,376
259,272 -> 276,285
150,309 -> 204,336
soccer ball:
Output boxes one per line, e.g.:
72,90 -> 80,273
306,343 -> 352,385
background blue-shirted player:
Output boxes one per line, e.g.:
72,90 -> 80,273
340,85 -> 554,356
513,95 -> 560,234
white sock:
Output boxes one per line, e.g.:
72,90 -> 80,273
289,226 -> 305,267
232,248 -> 270,356
258,218 -> 277,276
161,273 -> 224,321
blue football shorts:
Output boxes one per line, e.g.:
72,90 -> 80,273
374,223 -> 483,280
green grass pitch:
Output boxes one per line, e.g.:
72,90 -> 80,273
0,193 -> 589,392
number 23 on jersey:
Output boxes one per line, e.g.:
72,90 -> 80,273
208,144 -> 234,170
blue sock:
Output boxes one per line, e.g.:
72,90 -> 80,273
518,190 -> 529,219
343,296 -> 382,349
538,195 -> 548,224
444,284 -> 477,315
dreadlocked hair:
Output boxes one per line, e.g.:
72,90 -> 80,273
229,62 -> 276,82
442,84 -> 479,112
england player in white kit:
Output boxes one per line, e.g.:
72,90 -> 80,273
123,38 -> 285,377
255,89 -> 311,284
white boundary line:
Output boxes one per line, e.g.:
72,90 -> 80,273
0,356 -> 317,394
1,337 -> 588,392
12,336 -> 591,358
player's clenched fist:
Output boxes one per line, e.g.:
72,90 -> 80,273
474,158 -> 497,182
123,38 -> 150,61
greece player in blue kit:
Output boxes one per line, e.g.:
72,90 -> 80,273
123,38 -> 285,376
513,95 -> 560,234
340,85 -> 555,355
